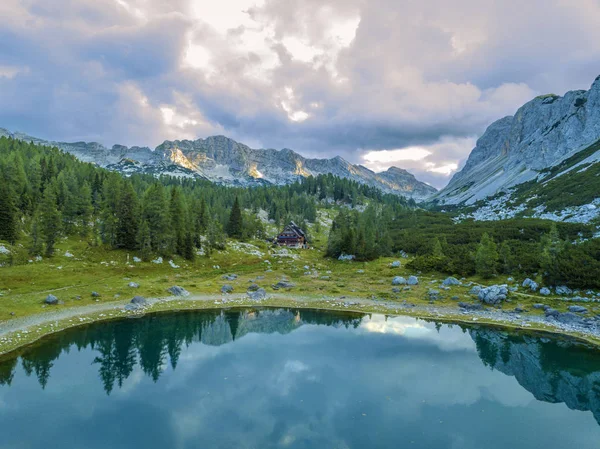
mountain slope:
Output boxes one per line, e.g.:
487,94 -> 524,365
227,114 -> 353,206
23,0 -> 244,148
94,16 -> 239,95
0,130 -> 436,201
435,75 -> 600,206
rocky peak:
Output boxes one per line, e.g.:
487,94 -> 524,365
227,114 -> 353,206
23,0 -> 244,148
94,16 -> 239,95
435,74 -> 600,205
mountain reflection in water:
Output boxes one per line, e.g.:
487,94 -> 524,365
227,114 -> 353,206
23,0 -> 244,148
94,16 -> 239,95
1,307 -> 600,448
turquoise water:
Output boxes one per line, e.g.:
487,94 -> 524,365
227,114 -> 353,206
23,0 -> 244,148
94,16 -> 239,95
1,308 -> 600,448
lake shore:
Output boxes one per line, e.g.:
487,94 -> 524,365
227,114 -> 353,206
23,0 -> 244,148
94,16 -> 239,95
2,292 -> 599,359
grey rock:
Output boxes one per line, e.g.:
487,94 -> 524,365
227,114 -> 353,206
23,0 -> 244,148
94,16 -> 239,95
167,286 -> 189,297
247,288 -> 267,301
522,278 -> 538,292
130,296 -> 147,305
544,308 -> 560,318
247,283 -> 260,292
221,285 -> 234,294
555,312 -> 585,325
427,289 -> 440,300
407,276 -> 419,285
442,277 -> 461,286
128,282 -> 140,288
568,305 -> 588,313
478,285 -> 509,305
391,287 -> 401,293
391,261 -> 401,268
555,286 -> 573,295
533,303 -> 547,309
458,302 -> 483,311
469,286 -> 482,295
91,291 -> 100,298
392,276 -> 407,285
273,281 -> 295,289
451,296 -> 460,301
44,294 -> 59,305
222,274 -> 238,281
539,287 -> 551,296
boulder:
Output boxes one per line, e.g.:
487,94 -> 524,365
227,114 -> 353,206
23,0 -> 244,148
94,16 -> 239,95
91,291 -> 100,298
544,308 -> 560,318
132,256 -> 142,263
338,254 -> 355,261
391,287 -> 401,293
45,294 -> 59,305
554,312 -> 585,326
568,305 -> 588,313
522,278 -> 538,291
442,277 -> 461,286
391,261 -> 401,268
427,289 -> 440,300
273,281 -> 295,289
533,303 -> 546,309
247,288 -> 267,301
222,274 -> 238,281
128,282 -> 140,288
167,286 -> 189,297
555,285 -> 573,295
131,296 -> 147,305
221,285 -> 234,294
247,283 -> 260,292
407,276 -> 419,285
392,276 -> 407,285
477,285 -> 508,305
458,302 -> 483,311
469,286 -> 482,296
539,287 -> 551,296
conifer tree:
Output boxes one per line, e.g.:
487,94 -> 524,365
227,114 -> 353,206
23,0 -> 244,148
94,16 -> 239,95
475,233 -> 498,279
136,219 -> 152,261
0,180 -> 18,244
39,188 -> 62,256
116,182 -> 139,250
227,196 -> 243,238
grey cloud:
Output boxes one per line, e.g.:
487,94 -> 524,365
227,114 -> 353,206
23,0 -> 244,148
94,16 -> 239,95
2,0 -> 600,186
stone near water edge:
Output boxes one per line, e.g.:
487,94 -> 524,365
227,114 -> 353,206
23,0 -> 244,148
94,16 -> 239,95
45,294 -> 59,305
247,288 -> 267,301
167,286 -> 189,297
130,296 -> 147,305
544,308 -> 560,318
458,302 -> 483,311
568,305 -> 588,313
407,276 -> 419,285
221,285 -> 234,294
442,277 -> 461,286
392,276 -> 407,285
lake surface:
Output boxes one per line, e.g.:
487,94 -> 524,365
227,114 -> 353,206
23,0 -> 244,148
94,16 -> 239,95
2,308 -> 600,448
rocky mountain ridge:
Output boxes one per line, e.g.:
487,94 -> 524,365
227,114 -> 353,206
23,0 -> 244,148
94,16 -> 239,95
0,129 -> 436,201
435,75 -> 600,207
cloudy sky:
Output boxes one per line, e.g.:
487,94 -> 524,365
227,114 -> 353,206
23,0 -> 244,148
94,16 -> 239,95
1,0 -> 600,187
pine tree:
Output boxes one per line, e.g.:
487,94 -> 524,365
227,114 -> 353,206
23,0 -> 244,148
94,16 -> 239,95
183,232 -> 195,261
169,187 -> 186,254
39,188 -> 62,256
0,180 -> 18,244
29,213 -> 43,256
136,219 -> 152,261
475,233 -> 498,279
115,182 -> 139,250
227,196 -> 243,238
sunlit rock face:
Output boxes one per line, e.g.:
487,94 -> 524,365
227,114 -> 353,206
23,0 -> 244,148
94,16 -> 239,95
470,328 -> 600,424
0,130 -> 436,201
436,76 -> 600,205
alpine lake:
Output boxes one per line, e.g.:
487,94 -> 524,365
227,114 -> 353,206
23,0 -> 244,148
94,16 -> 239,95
1,308 -> 600,449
